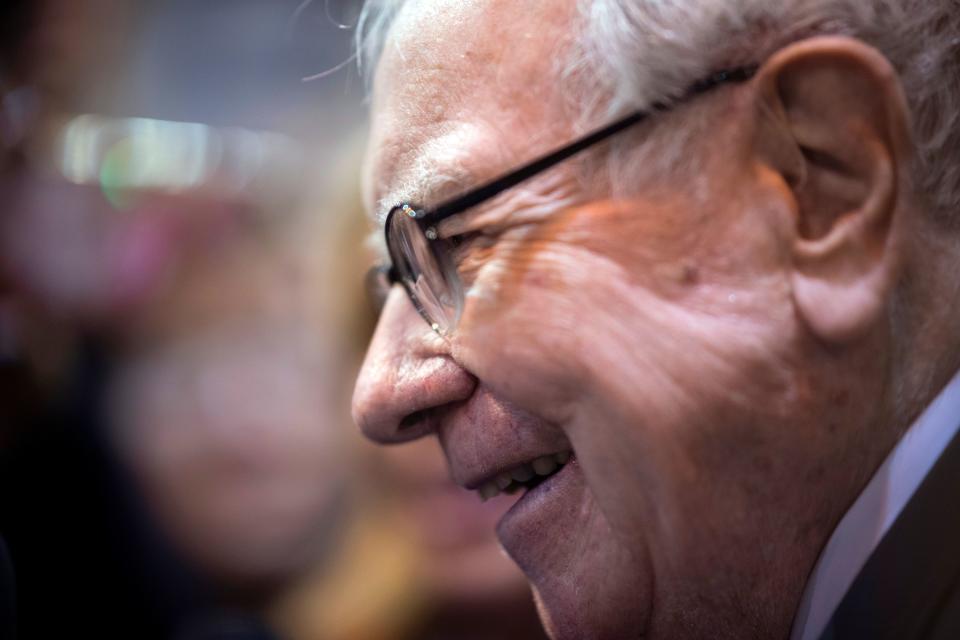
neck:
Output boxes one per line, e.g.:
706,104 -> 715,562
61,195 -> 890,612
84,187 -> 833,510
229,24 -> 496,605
890,225 -> 960,431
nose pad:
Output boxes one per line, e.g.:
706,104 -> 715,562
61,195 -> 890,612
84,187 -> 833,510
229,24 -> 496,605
352,291 -> 476,444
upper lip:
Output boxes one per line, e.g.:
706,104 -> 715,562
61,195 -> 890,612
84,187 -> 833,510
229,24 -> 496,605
434,385 -> 572,492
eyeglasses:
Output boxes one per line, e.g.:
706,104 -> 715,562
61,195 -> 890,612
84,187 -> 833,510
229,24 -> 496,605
370,65 -> 757,334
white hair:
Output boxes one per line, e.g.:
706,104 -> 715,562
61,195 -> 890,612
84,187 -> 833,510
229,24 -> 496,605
354,0 -> 406,88
357,0 -> 960,221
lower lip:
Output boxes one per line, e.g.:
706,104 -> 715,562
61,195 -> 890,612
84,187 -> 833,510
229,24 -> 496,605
496,457 -> 580,549
409,487 -> 518,551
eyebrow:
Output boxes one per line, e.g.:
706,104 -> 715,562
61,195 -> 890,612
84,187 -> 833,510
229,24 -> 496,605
372,166 -> 477,225
370,127 -> 489,225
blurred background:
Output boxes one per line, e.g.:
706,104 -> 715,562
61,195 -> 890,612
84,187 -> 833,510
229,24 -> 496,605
0,2 -> 547,639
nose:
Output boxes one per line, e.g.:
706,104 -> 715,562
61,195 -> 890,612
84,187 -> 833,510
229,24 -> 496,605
352,288 -> 476,443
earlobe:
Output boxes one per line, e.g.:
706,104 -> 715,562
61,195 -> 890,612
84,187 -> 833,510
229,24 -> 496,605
752,36 -> 912,345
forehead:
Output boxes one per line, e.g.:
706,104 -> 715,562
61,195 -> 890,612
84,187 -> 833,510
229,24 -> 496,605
363,0 -> 578,218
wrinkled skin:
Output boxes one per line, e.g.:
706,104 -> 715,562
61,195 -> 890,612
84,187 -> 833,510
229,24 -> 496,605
354,1 -> 921,638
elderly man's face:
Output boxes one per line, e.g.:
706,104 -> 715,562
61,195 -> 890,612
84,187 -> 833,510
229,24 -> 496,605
355,1 -> 900,637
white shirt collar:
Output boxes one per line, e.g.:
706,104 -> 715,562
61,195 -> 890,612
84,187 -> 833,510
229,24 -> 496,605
790,367 -> 960,640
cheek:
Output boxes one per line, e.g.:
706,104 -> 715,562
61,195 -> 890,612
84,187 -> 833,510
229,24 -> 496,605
451,199 -> 726,418
454,200 -> 801,531
454,240 -> 608,423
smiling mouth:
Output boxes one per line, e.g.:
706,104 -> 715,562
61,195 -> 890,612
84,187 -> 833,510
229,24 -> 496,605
476,451 -> 573,501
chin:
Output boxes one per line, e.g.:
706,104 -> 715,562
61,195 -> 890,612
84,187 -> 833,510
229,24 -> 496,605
532,583 -> 646,640
496,459 -> 650,640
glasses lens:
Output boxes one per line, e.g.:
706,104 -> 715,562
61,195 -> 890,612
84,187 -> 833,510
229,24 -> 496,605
387,208 -> 463,332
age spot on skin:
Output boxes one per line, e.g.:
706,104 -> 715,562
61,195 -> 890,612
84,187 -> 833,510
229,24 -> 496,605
653,260 -> 700,288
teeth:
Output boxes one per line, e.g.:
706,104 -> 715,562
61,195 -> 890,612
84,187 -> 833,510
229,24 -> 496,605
476,451 -> 574,501
479,482 -> 501,501
532,455 -> 558,476
510,465 -> 534,483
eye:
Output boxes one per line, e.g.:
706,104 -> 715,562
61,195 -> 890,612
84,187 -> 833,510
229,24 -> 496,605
447,231 -> 499,286
449,232 -> 474,248
448,231 -> 486,262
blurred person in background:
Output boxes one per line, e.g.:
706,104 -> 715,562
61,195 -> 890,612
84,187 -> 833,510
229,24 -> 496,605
0,0 -> 338,637
106,228 -> 349,601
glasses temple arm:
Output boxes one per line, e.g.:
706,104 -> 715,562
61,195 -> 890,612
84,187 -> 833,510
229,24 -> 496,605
426,65 -> 757,223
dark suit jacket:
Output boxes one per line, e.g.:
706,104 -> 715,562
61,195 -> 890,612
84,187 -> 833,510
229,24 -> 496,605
819,425 -> 960,639
0,536 -> 14,639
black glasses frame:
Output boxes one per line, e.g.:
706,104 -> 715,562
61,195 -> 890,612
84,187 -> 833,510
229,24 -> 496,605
378,65 -> 758,332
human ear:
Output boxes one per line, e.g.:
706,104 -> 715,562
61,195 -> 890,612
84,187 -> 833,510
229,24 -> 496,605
752,36 -> 913,344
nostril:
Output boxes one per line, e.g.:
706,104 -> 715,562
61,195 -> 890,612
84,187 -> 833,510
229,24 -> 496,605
399,407 -> 433,431
397,399 -> 466,435
353,351 -> 477,443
